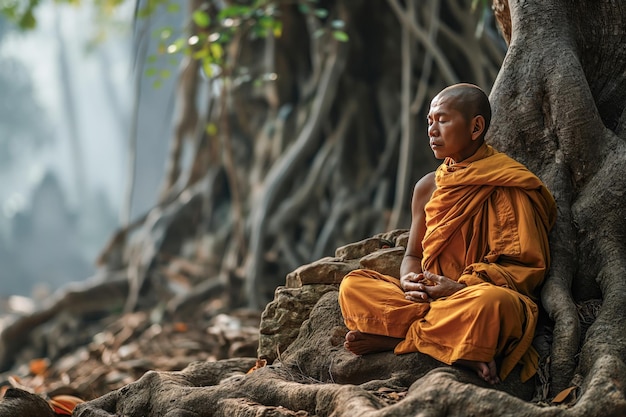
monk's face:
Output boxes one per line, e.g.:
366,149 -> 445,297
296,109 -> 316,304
427,93 -> 481,163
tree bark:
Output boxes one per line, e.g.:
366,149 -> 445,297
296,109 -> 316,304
489,0 -> 626,399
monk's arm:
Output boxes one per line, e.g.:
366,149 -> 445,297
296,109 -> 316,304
400,172 -> 435,277
400,173 -> 438,304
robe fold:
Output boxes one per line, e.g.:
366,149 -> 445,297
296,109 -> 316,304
339,144 -> 556,382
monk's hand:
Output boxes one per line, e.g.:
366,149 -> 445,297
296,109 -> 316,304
418,270 -> 466,300
400,272 -> 430,303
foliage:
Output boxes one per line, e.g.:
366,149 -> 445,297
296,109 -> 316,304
0,0 -> 42,29
143,0 -> 348,87
0,0 -> 127,36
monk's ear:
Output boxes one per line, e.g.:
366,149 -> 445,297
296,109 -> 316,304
470,115 -> 485,141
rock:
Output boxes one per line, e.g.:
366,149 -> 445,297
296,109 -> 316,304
258,284 -> 338,363
359,246 -> 405,277
261,229 -> 408,364
334,230 -> 408,260
285,258 -> 360,287
0,388 -> 55,417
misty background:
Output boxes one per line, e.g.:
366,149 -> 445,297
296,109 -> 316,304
0,2 -> 181,299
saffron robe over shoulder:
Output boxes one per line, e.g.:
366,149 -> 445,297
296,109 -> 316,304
421,144 -> 556,300
339,144 -> 556,382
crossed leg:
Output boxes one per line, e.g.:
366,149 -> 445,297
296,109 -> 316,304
344,330 -> 499,384
343,330 -> 401,355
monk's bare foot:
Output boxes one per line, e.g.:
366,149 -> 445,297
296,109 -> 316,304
455,359 -> 500,384
343,330 -> 402,355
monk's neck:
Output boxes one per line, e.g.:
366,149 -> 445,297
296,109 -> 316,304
445,143 -> 491,167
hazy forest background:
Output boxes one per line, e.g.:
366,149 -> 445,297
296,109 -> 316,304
0,0 -> 228,297
0,0 -> 177,299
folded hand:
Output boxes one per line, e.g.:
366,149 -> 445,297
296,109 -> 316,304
401,270 -> 466,302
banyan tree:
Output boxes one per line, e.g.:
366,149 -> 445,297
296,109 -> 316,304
1,0 -> 626,416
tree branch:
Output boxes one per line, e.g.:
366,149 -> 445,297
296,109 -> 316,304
386,0 -> 458,85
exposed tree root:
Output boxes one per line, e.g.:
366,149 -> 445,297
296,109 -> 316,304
71,292 -> 626,417
0,272 -> 129,372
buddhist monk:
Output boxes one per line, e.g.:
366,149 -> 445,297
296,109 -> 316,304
338,83 -> 557,385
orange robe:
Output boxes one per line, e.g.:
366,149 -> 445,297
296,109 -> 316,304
339,145 -> 557,382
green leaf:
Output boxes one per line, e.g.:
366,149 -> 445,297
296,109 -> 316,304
147,55 -> 158,63
19,9 -> 36,29
159,27 -> 173,39
220,31 -> 232,43
166,2 -> 180,13
192,10 -> 211,28
206,122 -> 218,136
471,0 -> 489,12
273,20 -> 283,37
258,15 -> 274,29
1,4 -> 17,20
202,59 -> 214,77
193,48 -> 209,60
137,4 -> 154,18
251,27 -> 263,39
209,43 -> 223,60
144,67 -> 157,77
218,5 -> 251,20
167,37 -> 186,54
332,30 -> 349,42
314,8 -> 328,18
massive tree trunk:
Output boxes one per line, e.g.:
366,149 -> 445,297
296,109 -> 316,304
489,0 -> 626,402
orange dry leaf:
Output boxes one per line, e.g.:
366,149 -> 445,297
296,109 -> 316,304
247,359 -> 267,373
174,322 -> 188,332
29,358 -> 50,376
552,386 -> 577,404
49,394 -> 85,415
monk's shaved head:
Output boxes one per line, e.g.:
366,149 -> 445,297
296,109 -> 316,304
435,83 -> 491,134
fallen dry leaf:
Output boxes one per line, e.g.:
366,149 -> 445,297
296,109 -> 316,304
247,358 -> 267,373
551,385 -> 577,404
174,322 -> 188,332
49,394 -> 85,415
29,358 -> 50,376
